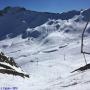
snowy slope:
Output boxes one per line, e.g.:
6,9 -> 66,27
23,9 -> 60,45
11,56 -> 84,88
0,6 -> 90,40
0,8 -> 90,90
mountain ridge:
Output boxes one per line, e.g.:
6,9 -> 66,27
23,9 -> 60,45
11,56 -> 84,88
0,6 -> 90,40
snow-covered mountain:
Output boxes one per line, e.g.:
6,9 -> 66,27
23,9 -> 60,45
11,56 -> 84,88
0,7 -> 90,90
0,6 -> 90,40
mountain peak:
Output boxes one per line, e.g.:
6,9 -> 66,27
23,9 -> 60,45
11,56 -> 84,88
81,8 -> 90,21
0,6 -> 26,16
7,6 -> 26,12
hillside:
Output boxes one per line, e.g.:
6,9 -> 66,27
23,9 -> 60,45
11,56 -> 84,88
0,7 -> 90,90
0,6 -> 90,40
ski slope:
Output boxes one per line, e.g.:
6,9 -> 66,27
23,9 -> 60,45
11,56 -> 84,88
0,8 -> 90,90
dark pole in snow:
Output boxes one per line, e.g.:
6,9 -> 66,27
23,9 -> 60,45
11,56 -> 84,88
81,21 -> 89,65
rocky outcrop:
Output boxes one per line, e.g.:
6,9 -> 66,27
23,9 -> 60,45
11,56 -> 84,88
0,52 -> 29,78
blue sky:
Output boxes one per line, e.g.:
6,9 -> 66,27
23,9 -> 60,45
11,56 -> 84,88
0,0 -> 90,13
